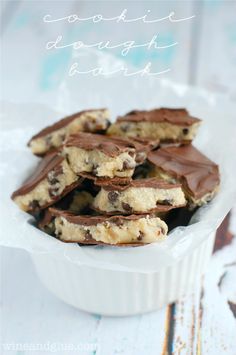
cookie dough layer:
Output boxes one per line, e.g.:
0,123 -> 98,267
148,145 -> 220,207
53,213 -> 168,245
107,121 -> 200,142
65,147 -> 136,178
28,109 -> 110,156
11,153 -> 82,212
93,179 -> 186,214
64,133 -> 137,178
107,108 -> 201,142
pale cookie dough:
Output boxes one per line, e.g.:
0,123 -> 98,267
28,109 -> 110,156
64,133 -> 137,178
11,152 -> 83,212
107,108 -> 201,143
93,178 -> 186,214
51,211 -> 168,245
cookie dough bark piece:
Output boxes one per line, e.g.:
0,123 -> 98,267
50,209 -> 168,245
64,133 -> 137,179
93,178 -> 186,214
38,190 -> 93,234
107,108 -> 201,143
148,145 -> 220,207
11,152 -> 83,212
28,109 -> 110,156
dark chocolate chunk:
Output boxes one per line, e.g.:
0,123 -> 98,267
122,202 -> 133,213
120,123 -> 131,132
158,199 -> 173,206
137,231 -> 144,241
85,230 -> 93,240
122,160 -> 135,170
108,191 -> 119,203
29,200 -> 40,210
48,177 -> 59,185
182,128 -> 189,135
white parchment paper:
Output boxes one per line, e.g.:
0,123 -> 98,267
1,49 -> 236,272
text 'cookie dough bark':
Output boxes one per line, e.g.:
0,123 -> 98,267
49,209 -> 168,245
93,178 -> 186,214
11,152 -> 83,212
64,133 -> 138,179
28,108 -> 110,156
107,108 -> 201,143
148,144 -> 220,207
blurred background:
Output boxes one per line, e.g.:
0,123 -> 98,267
1,0 -> 236,106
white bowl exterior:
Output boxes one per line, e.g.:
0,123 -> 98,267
31,232 -> 215,316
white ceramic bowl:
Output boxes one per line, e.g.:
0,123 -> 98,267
31,231 -> 215,316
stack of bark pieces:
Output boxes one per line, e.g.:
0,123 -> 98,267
11,108 -> 220,246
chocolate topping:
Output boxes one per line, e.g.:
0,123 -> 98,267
110,136 -> 159,152
93,204 -> 177,215
49,208 -> 152,226
148,145 -> 220,199
95,177 -> 182,191
65,133 -> 136,157
28,109 -> 108,142
117,108 -> 201,126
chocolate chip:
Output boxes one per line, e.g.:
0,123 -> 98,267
122,202 -> 133,213
128,151 -> 135,158
161,227 -> 166,235
137,231 -> 144,241
105,119 -> 111,128
182,128 -> 189,135
108,191 -> 119,203
122,160 -> 135,170
84,230 -> 93,240
83,121 -> 93,132
29,200 -> 40,210
45,136 -> 52,146
49,187 -> 60,197
92,165 -> 98,175
158,199 -> 173,206
50,178 -> 59,185
120,123 -> 130,132
60,134 -> 66,142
